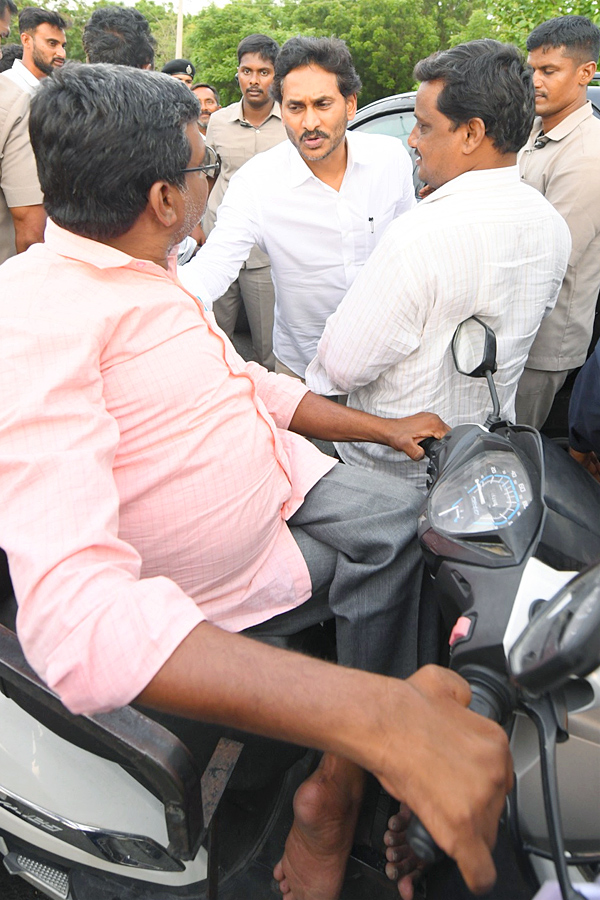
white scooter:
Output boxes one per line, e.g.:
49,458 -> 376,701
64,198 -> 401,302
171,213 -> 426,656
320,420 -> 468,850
408,317 -> 600,899
1,318 -> 599,900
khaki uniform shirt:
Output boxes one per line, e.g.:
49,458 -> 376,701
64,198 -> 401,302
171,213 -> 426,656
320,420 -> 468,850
205,99 -> 286,269
0,79 -> 43,265
519,102 -> 600,370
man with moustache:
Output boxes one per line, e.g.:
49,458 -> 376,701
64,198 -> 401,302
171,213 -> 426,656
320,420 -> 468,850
201,33 -> 286,370
1,6 -> 66,95
179,36 -> 415,379
191,82 -> 220,135
0,0 -> 45,263
516,15 -> 600,430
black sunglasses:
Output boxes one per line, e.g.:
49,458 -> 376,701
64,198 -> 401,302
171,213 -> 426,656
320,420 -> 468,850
181,144 -> 221,179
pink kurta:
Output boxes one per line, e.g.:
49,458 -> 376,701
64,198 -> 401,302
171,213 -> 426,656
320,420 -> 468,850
0,221 -> 335,714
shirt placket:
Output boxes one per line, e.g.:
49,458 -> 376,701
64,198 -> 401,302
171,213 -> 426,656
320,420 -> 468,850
520,133 -> 550,182
337,193 -> 357,291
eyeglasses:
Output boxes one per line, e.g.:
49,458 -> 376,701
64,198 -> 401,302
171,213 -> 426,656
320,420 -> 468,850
181,144 -> 221,179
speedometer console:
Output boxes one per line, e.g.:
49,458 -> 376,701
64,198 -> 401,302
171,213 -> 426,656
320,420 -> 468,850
419,425 -> 544,568
430,451 -> 533,536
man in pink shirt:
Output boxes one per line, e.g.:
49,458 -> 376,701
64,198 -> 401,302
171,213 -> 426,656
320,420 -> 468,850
0,64 -> 513,900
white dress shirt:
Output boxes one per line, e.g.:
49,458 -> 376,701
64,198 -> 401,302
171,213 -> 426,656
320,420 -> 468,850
306,167 -> 571,487
178,131 -> 415,376
1,59 -> 40,95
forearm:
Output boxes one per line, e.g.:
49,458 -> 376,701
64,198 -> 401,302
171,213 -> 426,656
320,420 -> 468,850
137,622 -> 513,897
137,621 -> 389,767
289,391 -> 391,444
11,204 -> 46,253
289,391 -> 449,459
179,176 -> 260,301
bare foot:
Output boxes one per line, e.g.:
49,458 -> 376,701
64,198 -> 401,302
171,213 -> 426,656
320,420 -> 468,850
384,805 -> 426,900
273,755 -> 363,899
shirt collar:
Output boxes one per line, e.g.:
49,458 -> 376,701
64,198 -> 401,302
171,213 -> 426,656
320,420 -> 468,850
538,100 -> 593,142
228,97 -> 282,125
419,165 -> 520,206
12,58 -> 41,90
44,219 -> 178,279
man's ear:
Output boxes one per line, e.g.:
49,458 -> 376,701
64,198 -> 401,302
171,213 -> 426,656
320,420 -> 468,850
462,117 -> 486,155
147,180 -> 181,229
579,59 -> 597,86
346,93 -> 358,123
20,31 -> 32,50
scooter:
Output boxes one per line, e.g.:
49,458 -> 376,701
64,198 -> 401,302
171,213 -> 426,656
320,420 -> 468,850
1,318 -> 600,900
408,317 -> 600,899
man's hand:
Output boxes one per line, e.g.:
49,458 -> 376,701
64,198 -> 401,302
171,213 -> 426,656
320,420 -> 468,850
372,666 -> 512,896
569,447 -> 600,482
378,411 -> 448,460
289,391 -> 449,456
190,222 -> 206,247
139,626 -> 510,896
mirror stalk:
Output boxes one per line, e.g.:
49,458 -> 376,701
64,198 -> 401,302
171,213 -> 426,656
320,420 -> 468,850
483,370 -> 502,428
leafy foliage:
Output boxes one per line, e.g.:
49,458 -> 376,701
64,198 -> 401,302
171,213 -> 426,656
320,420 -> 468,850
10,0 -> 600,106
453,0 -> 600,50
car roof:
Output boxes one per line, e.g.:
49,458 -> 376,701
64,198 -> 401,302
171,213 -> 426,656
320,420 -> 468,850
349,91 -> 417,130
350,86 -> 600,129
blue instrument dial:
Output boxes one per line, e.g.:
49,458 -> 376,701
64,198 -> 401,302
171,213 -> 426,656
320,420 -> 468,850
430,451 -> 532,535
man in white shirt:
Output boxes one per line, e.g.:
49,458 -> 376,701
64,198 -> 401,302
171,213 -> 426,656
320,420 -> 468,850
178,36 -> 415,378
1,6 -> 67,95
306,40 -> 571,489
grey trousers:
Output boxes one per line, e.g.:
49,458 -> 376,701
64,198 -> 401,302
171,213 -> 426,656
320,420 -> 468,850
515,367 -> 570,430
212,265 -> 275,371
246,465 -> 424,680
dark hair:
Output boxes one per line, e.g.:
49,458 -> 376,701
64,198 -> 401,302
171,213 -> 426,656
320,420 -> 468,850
0,0 -> 18,17
0,42 -> 22,72
413,39 -> 534,154
83,7 -> 155,68
527,15 -> 600,65
18,7 -> 67,33
237,33 -> 279,66
29,63 -> 200,240
192,82 -> 220,104
272,36 -> 361,103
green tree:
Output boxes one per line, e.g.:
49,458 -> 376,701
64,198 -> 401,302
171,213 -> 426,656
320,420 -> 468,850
455,0 -> 600,50
40,0 -> 181,68
134,0 -> 180,68
342,0 -> 440,102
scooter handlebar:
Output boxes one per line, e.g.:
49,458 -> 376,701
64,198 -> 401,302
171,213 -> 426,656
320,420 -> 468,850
418,437 -> 439,457
406,683 -> 505,863
405,817 -> 446,864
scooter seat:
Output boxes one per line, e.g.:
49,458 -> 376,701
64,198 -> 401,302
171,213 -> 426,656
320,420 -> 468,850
0,549 -> 333,848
